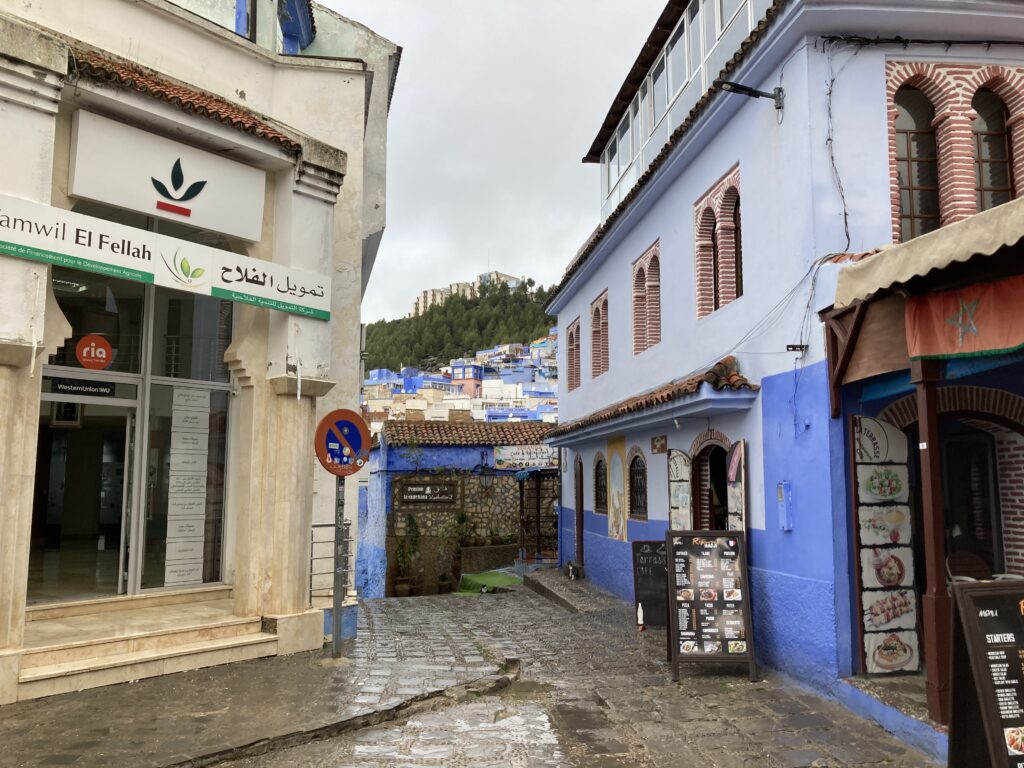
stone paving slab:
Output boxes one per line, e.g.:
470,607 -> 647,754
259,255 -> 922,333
523,566 -> 617,613
4,597 -> 501,768
229,586 -> 942,768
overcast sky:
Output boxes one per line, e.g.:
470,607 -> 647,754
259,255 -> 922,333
321,0 -> 665,322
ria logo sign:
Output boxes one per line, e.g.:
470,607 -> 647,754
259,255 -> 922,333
152,158 -> 207,218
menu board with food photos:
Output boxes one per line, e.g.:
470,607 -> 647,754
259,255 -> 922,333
666,530 -> 757,682
852,416 -> 921,675
949,581 -> 1024,768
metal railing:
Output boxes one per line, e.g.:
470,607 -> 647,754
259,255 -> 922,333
310,520 -> 353,600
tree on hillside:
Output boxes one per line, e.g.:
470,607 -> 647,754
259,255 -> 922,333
364,281 -> 555,371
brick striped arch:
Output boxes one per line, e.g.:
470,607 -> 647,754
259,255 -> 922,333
690,428 -> 732,456
886,61 -> 1024,241
693,164 -> 741,319
632,241 -> 660,354
877,386 -> 1024,436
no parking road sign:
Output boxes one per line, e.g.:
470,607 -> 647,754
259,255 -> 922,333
314,408 -> 370,478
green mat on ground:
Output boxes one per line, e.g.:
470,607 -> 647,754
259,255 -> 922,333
458,570 -> 522,593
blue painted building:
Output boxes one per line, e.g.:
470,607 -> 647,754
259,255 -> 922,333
357,420 -> 554,598
546,0 -> 1024,757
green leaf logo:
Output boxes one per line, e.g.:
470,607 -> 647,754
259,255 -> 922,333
180,258 -> 191,277
152,159 -> 207,203
190,267 -> 205,279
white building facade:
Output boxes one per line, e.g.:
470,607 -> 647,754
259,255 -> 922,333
0,0 -> 397,702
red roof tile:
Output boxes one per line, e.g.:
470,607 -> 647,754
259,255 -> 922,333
826,248 -> 883,265
380,420 -> 552,447
74,50 -> 302,154
546,356 -> 757,439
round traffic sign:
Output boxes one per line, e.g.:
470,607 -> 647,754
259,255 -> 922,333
314,409 -> 370,477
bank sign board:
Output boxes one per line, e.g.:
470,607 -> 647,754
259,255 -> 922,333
70,110 -> 266,242
0,194 -> 330,320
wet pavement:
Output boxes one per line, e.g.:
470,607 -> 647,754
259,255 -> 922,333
225,575 -> 941,768
3,572 -> 943,768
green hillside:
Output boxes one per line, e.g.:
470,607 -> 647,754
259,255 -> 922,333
365,280 -> 555,371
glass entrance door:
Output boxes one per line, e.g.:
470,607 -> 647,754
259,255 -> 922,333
29,398 -> 136,604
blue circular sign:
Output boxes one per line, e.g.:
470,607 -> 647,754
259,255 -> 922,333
314,409 -> 370,477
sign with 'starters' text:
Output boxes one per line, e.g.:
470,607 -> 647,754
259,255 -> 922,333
0,193 -> 331,320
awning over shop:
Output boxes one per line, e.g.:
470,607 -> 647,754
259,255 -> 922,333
834,196 -> 1024,308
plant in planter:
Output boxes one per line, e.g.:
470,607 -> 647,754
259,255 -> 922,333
436,540 -> 454,594
393,513 -> 421,597
451,512 -> 472,582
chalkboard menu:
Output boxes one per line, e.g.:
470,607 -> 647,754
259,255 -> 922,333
950,581 -> 1024,768
632,540 -> 668,628
666,530 -> 757,682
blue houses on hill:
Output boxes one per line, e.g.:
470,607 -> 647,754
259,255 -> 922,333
545,0 -> 1024,758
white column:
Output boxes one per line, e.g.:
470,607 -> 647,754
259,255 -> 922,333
0,14 -> 70,703
227,159 -> 343,654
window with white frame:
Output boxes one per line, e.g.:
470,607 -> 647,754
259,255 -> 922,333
599,0 -> 755,217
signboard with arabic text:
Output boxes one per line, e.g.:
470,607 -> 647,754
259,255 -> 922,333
493,445 -> 557,471
0,194 -> 330,320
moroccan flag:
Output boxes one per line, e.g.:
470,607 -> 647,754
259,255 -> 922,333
905,274 -> 1024,359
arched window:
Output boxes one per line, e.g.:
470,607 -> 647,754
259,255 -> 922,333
646,254 -> 661,347
632,266 -> 647,353
600,296 -> 609,372
628,455 -> 647,520
711,216 -> 721,311
591,306 -> 603,378
973,89 -> 1014,211
594,458 -> 608,514
567,321 -> 580,391
895,86 -> 940,241
732,193 -> 743,299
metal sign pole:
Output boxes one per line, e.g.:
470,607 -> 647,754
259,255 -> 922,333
332,475 -> 345,658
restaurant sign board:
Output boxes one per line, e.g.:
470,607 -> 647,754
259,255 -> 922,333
494,445 -> 556,471
949,581 -> 1024,768
0,193 -> 330,320
666,530 -> 757,682
400,482 -> 457,505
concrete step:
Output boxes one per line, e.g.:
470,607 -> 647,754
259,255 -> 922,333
21,615 -> 263,670
17,633 -> 278,701
26,586 -> 233,621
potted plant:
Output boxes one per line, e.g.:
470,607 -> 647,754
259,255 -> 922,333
436,540 -> 453,594
451,512 -> 472,582
393,513 -> 420,597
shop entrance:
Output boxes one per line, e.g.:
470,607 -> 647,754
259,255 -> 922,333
30,400 -> 135,603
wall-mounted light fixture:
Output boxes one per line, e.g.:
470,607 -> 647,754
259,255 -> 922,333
474,450 -> 496,492
714,79 -> 784,110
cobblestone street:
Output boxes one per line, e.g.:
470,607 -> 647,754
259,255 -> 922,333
226,579 -> 941,768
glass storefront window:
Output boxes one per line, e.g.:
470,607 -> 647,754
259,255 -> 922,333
150,289 -> 233,382
141,384 -> 228,588
48,267 -> 145,373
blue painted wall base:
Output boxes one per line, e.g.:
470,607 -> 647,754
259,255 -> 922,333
323,603 -> 359,642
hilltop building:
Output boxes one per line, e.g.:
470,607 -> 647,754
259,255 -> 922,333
546,0 -> 1024,757
410,270 -> 524,316
362,330 -> 558,430
0,0 -> 397,703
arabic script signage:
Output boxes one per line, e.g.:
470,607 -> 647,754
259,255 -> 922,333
399,482 -> 458,504
493,444 -> 557,471
0,194 -> 330,320
70,110 -> 266,242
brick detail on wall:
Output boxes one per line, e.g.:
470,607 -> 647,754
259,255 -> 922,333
693,164 -> 741,319
886,60 -> 1024,241
877,386 -> 1024,431
632,241 -> 660,354
690,428 -> 733,457
997,431 -> 1024,575
590,291 -> 609,378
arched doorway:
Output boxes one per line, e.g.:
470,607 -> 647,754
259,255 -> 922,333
690,430 -> 733,531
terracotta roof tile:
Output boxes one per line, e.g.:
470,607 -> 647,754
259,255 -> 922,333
546,356 -> 757,439
547,0 -> 789,311
73,50 -> 302,154
826,248 -> 884,265
380,420 -> 552,447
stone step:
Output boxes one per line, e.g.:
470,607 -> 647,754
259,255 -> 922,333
17,633 -> 278,701
21,614 -> 264,670
26,585 -> 233,621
